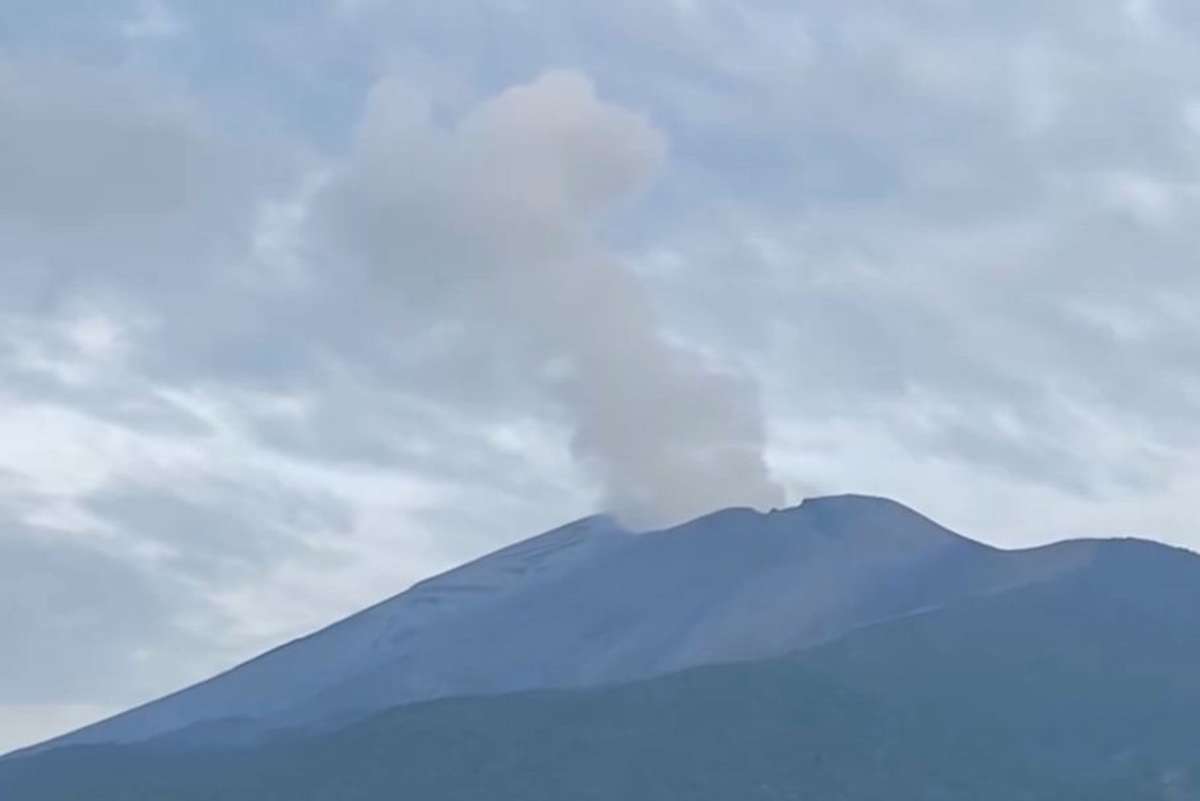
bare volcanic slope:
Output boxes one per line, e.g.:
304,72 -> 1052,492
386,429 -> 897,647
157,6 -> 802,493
18,495 -> 1098,752
4,533 -> 1198,800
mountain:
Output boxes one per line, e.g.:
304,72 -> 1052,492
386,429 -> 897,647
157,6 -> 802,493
17,495 -> 1096,752
3,533 -> 1198,800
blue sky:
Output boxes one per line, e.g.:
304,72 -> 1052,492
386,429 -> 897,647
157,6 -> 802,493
4,0 -> 1200,752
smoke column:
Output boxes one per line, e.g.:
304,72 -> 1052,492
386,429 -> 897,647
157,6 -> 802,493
321,70 -> 784,528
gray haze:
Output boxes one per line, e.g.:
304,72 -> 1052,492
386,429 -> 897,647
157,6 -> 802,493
3,0 -> 1200,753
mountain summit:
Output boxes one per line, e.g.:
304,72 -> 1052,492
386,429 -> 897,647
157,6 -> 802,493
22,494 -> 1104,752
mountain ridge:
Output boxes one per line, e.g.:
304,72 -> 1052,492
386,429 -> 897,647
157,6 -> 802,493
5,494 -> 1165,758
5,529 -> 1198,799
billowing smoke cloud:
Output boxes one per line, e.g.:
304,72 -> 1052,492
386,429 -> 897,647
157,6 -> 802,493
318,70 -> 783,527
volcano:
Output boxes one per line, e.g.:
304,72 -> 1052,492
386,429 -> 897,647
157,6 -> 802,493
5,495 -> 1199,800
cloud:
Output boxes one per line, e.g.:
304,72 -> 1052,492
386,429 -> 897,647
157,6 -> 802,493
0,54 -> 303,392
0,520 -> 190,706
82,476 -> 353,582
0,57 -> 258,235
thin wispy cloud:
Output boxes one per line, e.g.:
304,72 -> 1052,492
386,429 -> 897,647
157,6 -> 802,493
120,1 -> 183,41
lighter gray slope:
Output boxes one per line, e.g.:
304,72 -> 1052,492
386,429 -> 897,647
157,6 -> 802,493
38,514 -> 631,749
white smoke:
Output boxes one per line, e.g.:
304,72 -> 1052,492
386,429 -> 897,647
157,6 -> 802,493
319,70 -> 783,527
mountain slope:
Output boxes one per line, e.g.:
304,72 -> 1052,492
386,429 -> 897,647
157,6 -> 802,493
4,537 -> 1197,800
22,494 -> 1096,751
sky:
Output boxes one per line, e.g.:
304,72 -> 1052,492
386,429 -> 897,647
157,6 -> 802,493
4,0 -> 1200,753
